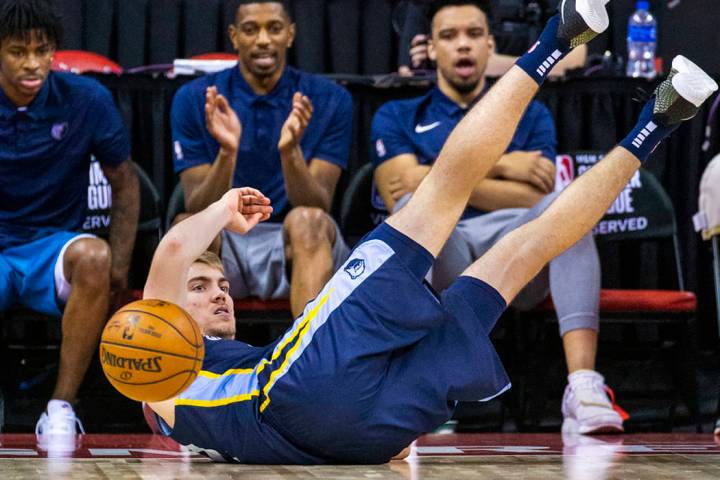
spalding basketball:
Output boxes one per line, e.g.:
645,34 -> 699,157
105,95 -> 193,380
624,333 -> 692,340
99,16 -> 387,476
100,299 -> 204,402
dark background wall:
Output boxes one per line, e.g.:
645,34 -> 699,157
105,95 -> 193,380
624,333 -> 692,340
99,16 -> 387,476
588,0 -> 720,79
53,0 -> 720,77
53,0 -> 399,74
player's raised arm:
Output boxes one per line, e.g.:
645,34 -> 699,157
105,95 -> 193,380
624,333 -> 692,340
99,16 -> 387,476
143,188 -> 272,304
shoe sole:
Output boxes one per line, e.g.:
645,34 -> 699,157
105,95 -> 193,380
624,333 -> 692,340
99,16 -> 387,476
670,55 -> 718,108
562,415 -> 624,435
559,0 -> 610,47
655,55 -> 718,124
573,0 -> 610,34
580,424 -> 625,435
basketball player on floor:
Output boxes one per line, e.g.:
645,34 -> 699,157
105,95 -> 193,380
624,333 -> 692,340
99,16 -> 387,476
142,0 -> 717,464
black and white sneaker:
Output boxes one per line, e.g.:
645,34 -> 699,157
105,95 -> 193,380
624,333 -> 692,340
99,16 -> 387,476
558,0 -> 610,48
653,55 -> 718,125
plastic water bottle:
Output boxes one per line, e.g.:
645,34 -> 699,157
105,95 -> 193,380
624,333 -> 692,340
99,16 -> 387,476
626,1 -> 657,79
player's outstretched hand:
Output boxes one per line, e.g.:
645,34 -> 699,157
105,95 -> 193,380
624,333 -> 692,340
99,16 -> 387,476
278,92 -> 313,154
222,187 -> 272,235
205,86 -> 242,153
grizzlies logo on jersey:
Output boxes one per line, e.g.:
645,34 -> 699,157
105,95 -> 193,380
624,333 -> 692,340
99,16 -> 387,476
344,258 -> 365,279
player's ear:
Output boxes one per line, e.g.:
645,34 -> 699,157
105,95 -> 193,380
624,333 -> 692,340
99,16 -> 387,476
287,22 -> 296,48
229,24 -> 240,52
427,38 -> 437,62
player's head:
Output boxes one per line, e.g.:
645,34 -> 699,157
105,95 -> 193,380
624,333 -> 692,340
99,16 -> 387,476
427,0 -> 494,96
0,0 -> 61,106
185,251 -> 236,340
229,0 -> 295,80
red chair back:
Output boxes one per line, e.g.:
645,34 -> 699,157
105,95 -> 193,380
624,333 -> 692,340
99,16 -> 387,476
190,52 -> 237,61
52,50 -> 123,74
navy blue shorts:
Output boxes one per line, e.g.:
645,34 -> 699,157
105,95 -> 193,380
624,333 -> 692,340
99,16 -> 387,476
253,223 -> 510,463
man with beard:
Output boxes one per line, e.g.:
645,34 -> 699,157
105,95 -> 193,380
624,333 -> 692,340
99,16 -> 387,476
171,0 -> 353,319
372,0 -> 623,435
0,0 -> 138,443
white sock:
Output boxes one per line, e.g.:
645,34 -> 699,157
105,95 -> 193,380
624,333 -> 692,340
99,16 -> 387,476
568,369 -> 602,385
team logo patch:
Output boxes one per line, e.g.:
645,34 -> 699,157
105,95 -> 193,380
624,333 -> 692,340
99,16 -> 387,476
51,122 -> 68,141
344,258 -> 366,279
375,139 -> 386,158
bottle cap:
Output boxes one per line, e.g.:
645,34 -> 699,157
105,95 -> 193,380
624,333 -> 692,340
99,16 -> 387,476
637,1 -> 650,10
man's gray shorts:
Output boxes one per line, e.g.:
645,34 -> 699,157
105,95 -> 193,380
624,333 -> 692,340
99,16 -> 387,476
396,192 -> 561,310
221,220 -> 350,300
433,210 -> 551,310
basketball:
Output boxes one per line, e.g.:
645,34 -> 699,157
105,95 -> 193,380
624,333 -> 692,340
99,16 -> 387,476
99,299 -> 205,402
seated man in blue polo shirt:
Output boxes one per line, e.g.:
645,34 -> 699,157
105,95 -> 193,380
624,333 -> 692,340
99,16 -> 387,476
372,0 -> 623,435
0,0 -> 139,441
171,0 -> 352,319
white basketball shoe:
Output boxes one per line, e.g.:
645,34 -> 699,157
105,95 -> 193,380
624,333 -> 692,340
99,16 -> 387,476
561,370 -> 626,435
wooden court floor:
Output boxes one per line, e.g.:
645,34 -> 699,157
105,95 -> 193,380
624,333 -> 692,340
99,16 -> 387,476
1,433 -> 719,479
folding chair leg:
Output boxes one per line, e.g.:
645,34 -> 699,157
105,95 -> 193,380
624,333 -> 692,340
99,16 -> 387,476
521,317 -> 553,431
713,236 -> 720,432
678,318 -> 702,432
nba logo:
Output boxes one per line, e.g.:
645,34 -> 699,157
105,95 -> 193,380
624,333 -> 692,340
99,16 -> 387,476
555,154 -> 575,192
122,315 -> 140,340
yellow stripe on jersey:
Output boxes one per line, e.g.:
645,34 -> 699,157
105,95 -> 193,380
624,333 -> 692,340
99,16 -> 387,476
175,290 -> 333,409
197,368 -> 254,379
255,291 -> 329,376
259,291 -> 332,412
175,390 -> 260,407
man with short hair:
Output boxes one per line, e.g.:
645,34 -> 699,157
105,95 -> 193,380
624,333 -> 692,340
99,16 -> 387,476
0,0 -> 139,439
373,0 -> 618,434
144,0 -> 716,464
171,0 -> 353,319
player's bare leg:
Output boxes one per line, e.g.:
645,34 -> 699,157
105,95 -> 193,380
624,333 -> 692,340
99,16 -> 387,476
461,60 -> 716,435
464,56 -> 718,305
563,329 -> 598,373
54,238 -> 112,403
283,207 -> 336,318
387,0 -> 610,256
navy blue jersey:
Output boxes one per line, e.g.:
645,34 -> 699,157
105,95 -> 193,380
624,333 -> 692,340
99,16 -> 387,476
170,336 -> 326,464
0,72 -> 130,249
370,86 -> 557,218
168,224 -> 509,464
171,66 -> 353,221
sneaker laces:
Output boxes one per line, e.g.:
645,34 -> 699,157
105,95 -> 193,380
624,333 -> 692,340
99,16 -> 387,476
35,411 -> 86,436
604,386 -> 630,421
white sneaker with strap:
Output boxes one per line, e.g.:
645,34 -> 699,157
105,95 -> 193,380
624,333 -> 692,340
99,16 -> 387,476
35,400 -> 85,455
562,370 -> 626,435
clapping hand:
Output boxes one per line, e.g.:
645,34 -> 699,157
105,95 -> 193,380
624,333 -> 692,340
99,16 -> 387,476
205,86 -> 242,153
278,92 -> 313,154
